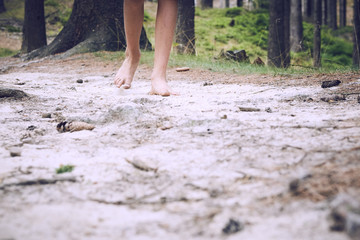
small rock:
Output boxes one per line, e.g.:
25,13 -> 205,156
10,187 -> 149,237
222,219 -> 243,235
320,95 -> 346,103
9,148 -> 21,157
42,113 -> 52,118
27,125 -> 37,131
220,114 -> 227,119
265,107 -> 272,113
321,80 -> 341,88
253,57 -> 265,66
0,88 -> 28,99
203,82 -> 213,86
76,79 -> 84,84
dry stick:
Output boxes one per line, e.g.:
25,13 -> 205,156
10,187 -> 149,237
0,176 -> 77,190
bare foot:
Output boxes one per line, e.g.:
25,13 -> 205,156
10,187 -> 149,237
150,76 -> 178,96
114,51 -> 140,89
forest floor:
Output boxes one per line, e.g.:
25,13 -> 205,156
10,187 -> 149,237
1,49 -> 360,239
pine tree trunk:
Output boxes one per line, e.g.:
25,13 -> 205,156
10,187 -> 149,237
313,0 -> 321,68
353,0 -> 360,68
284,0 -> 290,67
237,0 -> 243,7
200,0 -> 213,9
26,0 -> 151,59
327,0 -> 337,30
322,0 -> 327,25
339,0 -> 346,27
303,0 -> 314,22
0,0 -> 6,13
268,0 -> 289,68
290,0 -> 303,52
21,0 -> 47,53
175,0 -> 195,54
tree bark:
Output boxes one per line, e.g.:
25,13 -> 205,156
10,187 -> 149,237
26,0 -> 151,59
21,0 -> 47,53
200,0 -> 213,9
268,0 -> 290,68
313,0 -> 321,68
322,0 -> 327,25
176,0 -> 195,54
303,0 -> 314,22
290,0 -> 303,52
339,0 -> 346,27
353,0 -> 360,68
327,0 -> 337,30
0,0 -> 6,13
237,0 -> 243,7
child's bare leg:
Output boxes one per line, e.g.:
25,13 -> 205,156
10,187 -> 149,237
150,0 -> 178,96
114,0 -> 144,89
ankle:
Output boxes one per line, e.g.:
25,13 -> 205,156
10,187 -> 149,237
125,49 -> 141,62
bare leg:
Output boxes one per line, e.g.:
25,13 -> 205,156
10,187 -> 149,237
114,0 -> 144,89
150,0 -> 178,96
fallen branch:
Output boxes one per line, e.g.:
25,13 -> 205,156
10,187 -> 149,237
0,176 -> 77,190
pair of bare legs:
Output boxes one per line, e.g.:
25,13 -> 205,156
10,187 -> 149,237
114,0 -> 178,96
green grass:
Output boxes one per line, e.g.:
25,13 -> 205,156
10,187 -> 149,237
56,164 -> 75,174
0,48 -> 17,57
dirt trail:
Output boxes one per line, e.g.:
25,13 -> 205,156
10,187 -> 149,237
0,55 -> 360,240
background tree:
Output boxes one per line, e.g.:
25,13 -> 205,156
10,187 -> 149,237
339,0 -> 346,27
268,0 -> 290,67
26,0 -> 151,59
200,0 -> 213,9
176,0 -> 195,54
237,0 -> 243,7
313,0 -> 321,67
0,0 -> 6,13
21,0 -> 47,53
303,0 -> 314,22
284,0 -> 290,67
353,0 -> 360,68
322,0 -> 327,25
290,0 -> 303,52
225,0 -> 230,8
327,0 -> 337,29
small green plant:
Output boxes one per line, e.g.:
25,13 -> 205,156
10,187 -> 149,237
5,25 -> 21,32
56,164 -> 75,174
0,48 -> 17,57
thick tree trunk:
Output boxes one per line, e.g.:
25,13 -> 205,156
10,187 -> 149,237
327,0 -> 337,30
0,0 -> 6,13
237,0 -> 243,7
21,0 -> 47,53
268,0 -> 289,68
176,0 -> 195,54
339,0 -> 346,27
200,0 -> 213,9
322,0 -> 327,25
26,0 -> 151,59
290,0 -> 303,52
353,0 -> 360,68
313,0 -> 321,68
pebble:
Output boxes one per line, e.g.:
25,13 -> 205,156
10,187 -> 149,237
76,79 -> 84,84
265,107 -> 272,113
238,107 -> 261,112
321,80 -> 341,88
42,113 -> 52,118
9,148 -> 21,157
222,219 -> 243,235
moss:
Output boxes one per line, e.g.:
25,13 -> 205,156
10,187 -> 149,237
56,165 -> 75,174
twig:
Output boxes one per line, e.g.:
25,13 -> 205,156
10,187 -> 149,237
0,176 -> 77,190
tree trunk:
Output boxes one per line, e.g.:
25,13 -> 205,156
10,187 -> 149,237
176,0 -> 195,54
290,0 -> 303,52
303,0 -> 314,22
21,0 -> 47,53
268,0 -> 289,68
26,0 -> 151,59
313,0 -> 321,68
322,0 -> 327,25
284,0 -> 290,67
200,0 -> 213,9
0,0 -> 6,13
339,0 -> 346,27
237,0 -> 243,7
225,0 -> 230,8
327,0 -> 337,29
353,0 -> 360,68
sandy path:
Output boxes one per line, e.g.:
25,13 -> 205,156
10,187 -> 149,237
0,56 -> 359,240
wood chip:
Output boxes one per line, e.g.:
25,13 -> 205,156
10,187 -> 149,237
125,158 -> 158,172
57,121 -> 95,133
176,67 -> 190,72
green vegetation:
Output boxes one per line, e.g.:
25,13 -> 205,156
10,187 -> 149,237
56,164 -> 75,174
0,48 -> 17,57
